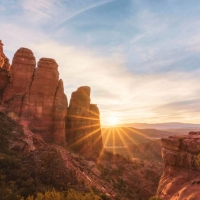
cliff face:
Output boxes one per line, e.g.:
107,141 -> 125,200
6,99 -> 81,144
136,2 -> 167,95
0,41 -> 103,152
1,47 -> 67,144
156,132 -> 200,200
66,86 -> 103,155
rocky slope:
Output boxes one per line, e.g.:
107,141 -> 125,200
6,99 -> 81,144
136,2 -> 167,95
156,132 -> 200,199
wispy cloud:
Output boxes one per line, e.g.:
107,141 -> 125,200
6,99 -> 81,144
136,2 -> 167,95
21,0 -> 59,23
58,0 -> 115,27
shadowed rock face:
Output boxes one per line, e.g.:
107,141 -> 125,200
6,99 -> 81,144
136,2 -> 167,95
156,132 -> 200,200
1,47 -> 67,144
66,86 -> 103,155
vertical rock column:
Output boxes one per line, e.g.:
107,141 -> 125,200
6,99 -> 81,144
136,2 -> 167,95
53,80 -> 68,144
2,48 -> 36,114
89,104 -> 103,151
27,58 -> 61,142
0,40 -> 10,99
0,40 -> 10,70
66,86 -> 103,155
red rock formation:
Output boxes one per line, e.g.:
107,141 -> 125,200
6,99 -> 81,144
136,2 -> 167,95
0,40 -> 10,99
66,86 -> 103,155
0,41 -> 102,148
0,40 -> 10,70
53,79 -> 68,144
89,104 -> 103,150
156,132 -> 200,199
2,48 -> 36,114
25,58 -> 60,142
1,45 -> 67,145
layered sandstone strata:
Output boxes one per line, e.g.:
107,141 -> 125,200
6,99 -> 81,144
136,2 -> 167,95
156,132 -> 200,199
66,86 -> 103,155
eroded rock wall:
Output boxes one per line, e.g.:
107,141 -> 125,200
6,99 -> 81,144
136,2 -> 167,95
66,86 -> 103,155
156,132 -> 200,200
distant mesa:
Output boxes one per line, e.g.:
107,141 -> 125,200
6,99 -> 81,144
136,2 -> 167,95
0,40 -> 103,155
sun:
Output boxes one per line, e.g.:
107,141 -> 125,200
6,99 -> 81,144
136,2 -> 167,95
107,116 -> 119,126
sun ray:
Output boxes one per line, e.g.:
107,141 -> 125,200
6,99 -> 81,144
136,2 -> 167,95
69,127 -> 101,147
125,127 -> 152,139
97,128 -> 112,163
116,127 -> 134,157
117,127 -> 139,145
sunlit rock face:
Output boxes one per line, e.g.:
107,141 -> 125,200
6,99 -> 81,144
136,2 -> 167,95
156,132 -> 200,200
0,40 -> 10,99
2,48 -> 36,114
66,86 -> 103,155
1,46 -> 67,145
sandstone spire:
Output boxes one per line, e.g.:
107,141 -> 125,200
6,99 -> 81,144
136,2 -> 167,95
2,48 -> 36,114
0,40 -> 10,99
66,86 -> 103,155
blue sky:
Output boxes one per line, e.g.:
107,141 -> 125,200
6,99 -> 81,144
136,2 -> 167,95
1,0 -> 200,125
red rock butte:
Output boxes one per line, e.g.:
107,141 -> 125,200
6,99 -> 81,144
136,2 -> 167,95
0,41 -> 103,155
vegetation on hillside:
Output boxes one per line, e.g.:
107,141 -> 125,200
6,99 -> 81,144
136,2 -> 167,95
0,112 -> 91,199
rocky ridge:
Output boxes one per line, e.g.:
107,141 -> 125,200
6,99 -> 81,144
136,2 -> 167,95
156,131 -> 200,199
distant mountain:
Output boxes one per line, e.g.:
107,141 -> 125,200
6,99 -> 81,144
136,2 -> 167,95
114,122 -> 200,130
102,127 -> 180,147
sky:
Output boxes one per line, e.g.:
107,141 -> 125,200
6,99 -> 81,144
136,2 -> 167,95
1,0 -> 200,126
